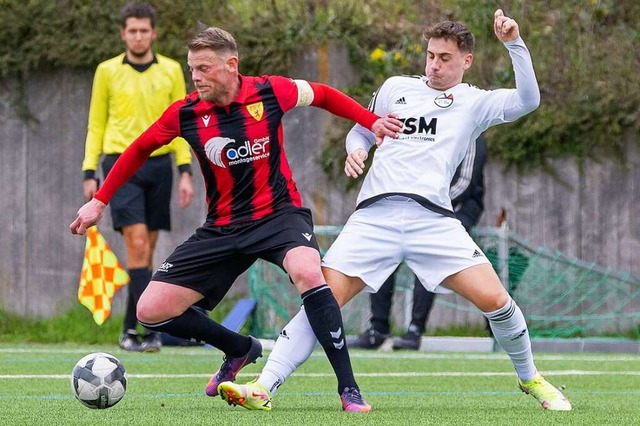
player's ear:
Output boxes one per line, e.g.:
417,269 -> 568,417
226,56 -> 239,73
463,53 -> 474,70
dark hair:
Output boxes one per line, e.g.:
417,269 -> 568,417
120,2 -> 157,28
423,21 -> 475,53
188,27 -> 238,56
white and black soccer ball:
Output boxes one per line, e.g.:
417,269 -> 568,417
71,352 -> 127,409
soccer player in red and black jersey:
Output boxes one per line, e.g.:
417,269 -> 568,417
70,27 -> 402,412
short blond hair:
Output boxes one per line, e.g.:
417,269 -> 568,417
188,27 -> 238,56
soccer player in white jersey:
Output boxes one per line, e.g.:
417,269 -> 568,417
218,9 -> 572,412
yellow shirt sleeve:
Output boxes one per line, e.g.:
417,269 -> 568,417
82,63 -> 109,172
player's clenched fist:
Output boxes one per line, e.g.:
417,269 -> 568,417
494,9 -> 520,42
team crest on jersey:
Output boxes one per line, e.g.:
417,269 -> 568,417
246,102 -> 264,121
434,93 -> 454,108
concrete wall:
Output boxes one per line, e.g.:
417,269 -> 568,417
482,135 -> 640,274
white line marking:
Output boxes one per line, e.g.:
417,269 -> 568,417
2,370 -> 640,380
1,347 -> 639,362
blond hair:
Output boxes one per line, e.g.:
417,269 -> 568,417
188,27 -> 238,56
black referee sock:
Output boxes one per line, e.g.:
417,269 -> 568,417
122,285 -> 138,332
302,285 -> 358,393
140,307 -> 251,357
123,268 -> 151,331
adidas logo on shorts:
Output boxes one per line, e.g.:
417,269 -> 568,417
472,250 -> 483,258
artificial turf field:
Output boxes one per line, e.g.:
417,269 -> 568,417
1,342 -> 638,425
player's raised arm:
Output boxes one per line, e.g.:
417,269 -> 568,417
496,9 -> 540,121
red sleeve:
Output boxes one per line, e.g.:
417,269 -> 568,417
269,76 -> 299,112
308,82 -> 379,130
94,106 -> 181,204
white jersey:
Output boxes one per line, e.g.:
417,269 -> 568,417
346,37 -> 539,214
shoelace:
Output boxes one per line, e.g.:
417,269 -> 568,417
216,356 -> 233,379
527,378 -> 561,399
343,387 -> 365,404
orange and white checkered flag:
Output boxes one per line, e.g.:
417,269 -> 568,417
78,227 -> 129,325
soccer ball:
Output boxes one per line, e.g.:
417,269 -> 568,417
71,352 -> 127,409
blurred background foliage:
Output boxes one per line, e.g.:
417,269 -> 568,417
1,0 -> 638,171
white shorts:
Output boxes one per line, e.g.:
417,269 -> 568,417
322,196 -> 490,294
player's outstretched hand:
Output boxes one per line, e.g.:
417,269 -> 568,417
70,198 -> 107,235
371,113 -> 402,146
494,9 -> 520,43
345,148 -> 369,178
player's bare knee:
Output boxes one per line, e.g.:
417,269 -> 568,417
136,297 -> 167,323
285,261 -> 325,291
486,291 -> 511,312
127,237 -> 151,261
290,268 -> 325,292
136,301 -> 154,323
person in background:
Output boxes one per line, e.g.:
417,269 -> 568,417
81,2 -> 194,352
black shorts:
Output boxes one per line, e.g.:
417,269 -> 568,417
102,154 -> 172,232
152,207 -> 319,310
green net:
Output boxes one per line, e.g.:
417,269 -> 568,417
248,226 -> 640,339
476,227 -> 640,338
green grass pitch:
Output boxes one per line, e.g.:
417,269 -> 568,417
1,343 -> 639,425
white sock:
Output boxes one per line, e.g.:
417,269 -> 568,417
258,307 -> 317,396
483,298 -> 538,382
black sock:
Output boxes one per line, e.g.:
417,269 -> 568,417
122,285 -> 138,332
122,268 -> 151,332
139,306 -> 251,357
302,285 -> 357,393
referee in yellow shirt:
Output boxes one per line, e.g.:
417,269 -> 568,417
81,2 -> 194,352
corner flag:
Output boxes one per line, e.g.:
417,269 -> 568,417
78,227 -> 129,325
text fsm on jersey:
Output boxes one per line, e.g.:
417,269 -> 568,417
398,117 -> 437,135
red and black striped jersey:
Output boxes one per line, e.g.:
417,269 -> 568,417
94,74 -> 380,226
175,75 -> 301,225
